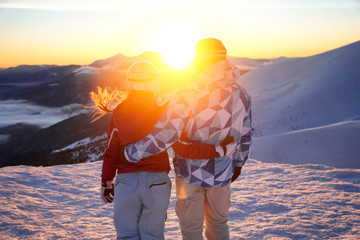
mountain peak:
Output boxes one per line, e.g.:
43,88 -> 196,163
90,51 -> 165,69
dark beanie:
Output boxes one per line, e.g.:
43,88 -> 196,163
195,38 -> 227,60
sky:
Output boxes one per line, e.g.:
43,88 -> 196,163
0,0 -> 359,68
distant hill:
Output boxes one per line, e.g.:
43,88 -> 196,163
90,51 -> 167,70
0,64 -> 78,86
0,114 -> 110,167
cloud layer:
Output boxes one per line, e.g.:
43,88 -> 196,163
0,100 -> 90,128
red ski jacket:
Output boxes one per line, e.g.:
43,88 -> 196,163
101,91 -> 170,181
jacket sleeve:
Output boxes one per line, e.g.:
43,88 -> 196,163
101,117 -> 121,181
124,99 -> 191,163
172,140 -> 219,159
235,92 -> 253,167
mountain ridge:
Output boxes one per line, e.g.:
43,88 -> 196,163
239,40 -> 360,136
0,41 -> 359,167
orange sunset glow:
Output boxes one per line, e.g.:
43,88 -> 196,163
147,19 -> 201,69
0,0 -> 359,68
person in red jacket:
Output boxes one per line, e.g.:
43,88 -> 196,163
98,61 -> 222,239
100,61 -> 171,239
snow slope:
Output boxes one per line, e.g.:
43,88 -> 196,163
228,56 -> 271,70
252,121 -> 360,168
1,158 -> 360,240
239,41 -> 360,137
239,41 -> 360,170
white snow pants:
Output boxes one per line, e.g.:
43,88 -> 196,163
113,171 -> 171,240
175,176 -> 231,240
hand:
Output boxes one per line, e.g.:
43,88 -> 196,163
231,167 -> 242,183
101,178 -> 114,204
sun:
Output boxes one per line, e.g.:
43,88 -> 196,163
148,20 -> 201,69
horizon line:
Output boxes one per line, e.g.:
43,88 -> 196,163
1,40 -> 359,69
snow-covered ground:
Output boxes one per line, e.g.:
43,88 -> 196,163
252,120 -> 360,169
1,157 -> 360,240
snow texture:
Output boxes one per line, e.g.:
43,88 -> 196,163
0,159 -> 359,239
52,134 -> 107,153
73,66 -> 100,76
252,121 -> 360,169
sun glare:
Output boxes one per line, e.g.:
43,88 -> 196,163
149,20 -> 201,69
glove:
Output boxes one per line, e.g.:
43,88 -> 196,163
101,178 -> 114,204
231,167 -> 242,183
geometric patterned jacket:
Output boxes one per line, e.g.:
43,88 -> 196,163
125,60 -> 253,187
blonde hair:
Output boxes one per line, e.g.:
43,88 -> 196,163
87,61 -> 160,122
86,86 -> 128,122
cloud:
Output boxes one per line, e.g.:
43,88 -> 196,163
0,100 -> 90,128
73,66 -> 100,76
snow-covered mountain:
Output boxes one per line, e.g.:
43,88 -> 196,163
0,65 -> 80,102
239,40 -> 360,137
0,51 -> 269,167
90,51 -> 167,69
0,51 -> 168,167
0,42 -> 359,168
238,40 -> 360,166
0,114 -> 110,167
228,56 -> 271,70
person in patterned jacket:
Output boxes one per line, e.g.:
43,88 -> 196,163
121,38 -> 253,240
